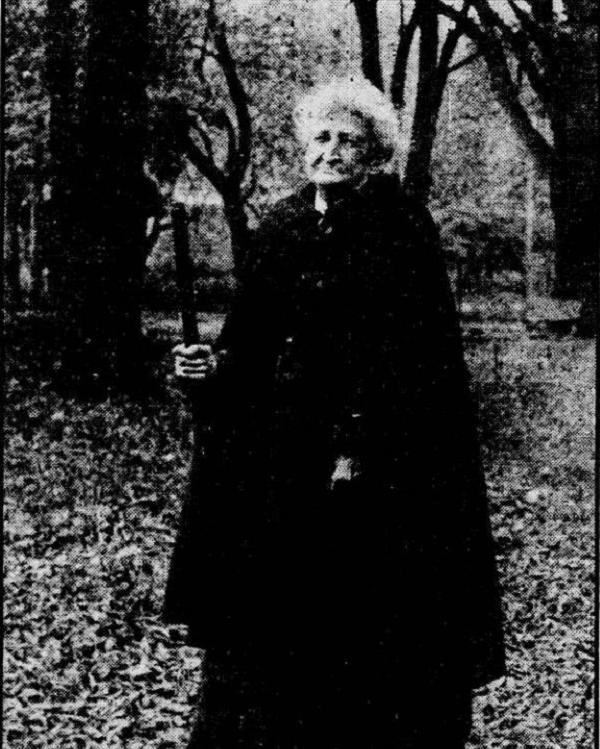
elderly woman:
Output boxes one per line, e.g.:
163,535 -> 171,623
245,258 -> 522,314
165,77 -> 505,748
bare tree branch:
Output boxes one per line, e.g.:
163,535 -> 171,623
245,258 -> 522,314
437,0 -> 553,170
437,2 -> 486,43
212,20 -> 252,184
470,0 -> 513,35
436,28 -> 461,96
468,0 -> 555,111
447,49 -> 481,73
483,11 -> 553,105
507,0 -> 555,59
161,0 -> 252,267
245,199 -> 262,221
166,96 -> 225,191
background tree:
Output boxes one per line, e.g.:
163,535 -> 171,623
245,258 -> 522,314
351,0 -> 384,89
5,0 -> 48,304
352,0 -> 477,202
147,0 -> 253,269
60,0 -> 153,385
44,0 -> 79,300
7,0 -> 587,351
5,0 -> 47,168
437,0 -> 598,316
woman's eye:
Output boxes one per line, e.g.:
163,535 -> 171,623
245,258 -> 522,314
314,133 -> 329,143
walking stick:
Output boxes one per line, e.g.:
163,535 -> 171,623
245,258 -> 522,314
172,202 -> 200,347
171,202 -> 205,432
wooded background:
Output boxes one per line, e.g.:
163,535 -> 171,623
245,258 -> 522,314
5,0 -> 598,387
4,4 -> 596,746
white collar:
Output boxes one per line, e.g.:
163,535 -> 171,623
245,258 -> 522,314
313,176 -> 370,214
314,190 -> 328,215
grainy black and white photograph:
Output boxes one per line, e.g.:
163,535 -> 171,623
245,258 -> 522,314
3,0 -> 598,747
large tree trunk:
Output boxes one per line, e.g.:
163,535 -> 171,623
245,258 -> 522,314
223,190 -> 251,270
45,0 -> 78,304
403,3 -> 440,203
4,156 -> 23,307
549,12 -> 598,331
351,0 -> 384,90
64,0 -> 150,384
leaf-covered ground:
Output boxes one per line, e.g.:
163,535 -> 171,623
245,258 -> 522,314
4,313 -> 595,748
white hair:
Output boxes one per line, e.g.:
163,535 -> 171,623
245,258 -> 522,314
293,75 -> 402,172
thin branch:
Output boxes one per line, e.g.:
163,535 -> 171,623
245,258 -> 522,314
245,199 -> 262,221
183,133 -> 226,193
447,49 -> 481,73
507,0 -> 555,59
437,2 -> 486,43
510,37 -> 552,105
488,19 -> 552,104
470,0 -> 513,34
212,20 -> 252,184
476,0 -> 553,106
433,0 -> 475,90
472,0 -> 552,63
188,17 -> 248,187
435,22 -> 463,95
437,0 -> 553,171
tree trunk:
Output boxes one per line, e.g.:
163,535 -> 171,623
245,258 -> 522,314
223,190 -> 251,269
4,156 -> 23,307
549,18 -> 598,326
64,0 -> 150,385
390,2 -> 419,108
29,143 -> 46,307
351,0 -> 384,90
45,0 -> 78,303
403,2 -> 440,203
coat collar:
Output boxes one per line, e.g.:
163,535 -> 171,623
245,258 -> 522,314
294,173 -> 404,216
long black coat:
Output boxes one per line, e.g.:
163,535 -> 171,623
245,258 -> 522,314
164,175 -> 505,688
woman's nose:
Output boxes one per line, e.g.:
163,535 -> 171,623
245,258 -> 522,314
324,138 -> 341,159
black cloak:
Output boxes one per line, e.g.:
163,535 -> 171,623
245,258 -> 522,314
164,174 -> 505,689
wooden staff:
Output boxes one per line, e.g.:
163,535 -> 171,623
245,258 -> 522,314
171,201 -> 207,436
171,202 -> 200,346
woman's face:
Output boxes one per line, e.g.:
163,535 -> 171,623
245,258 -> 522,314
303,109 -> 370,189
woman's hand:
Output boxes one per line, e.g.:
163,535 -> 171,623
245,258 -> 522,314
329,455 -> 360,489
173,343 -> 218,383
